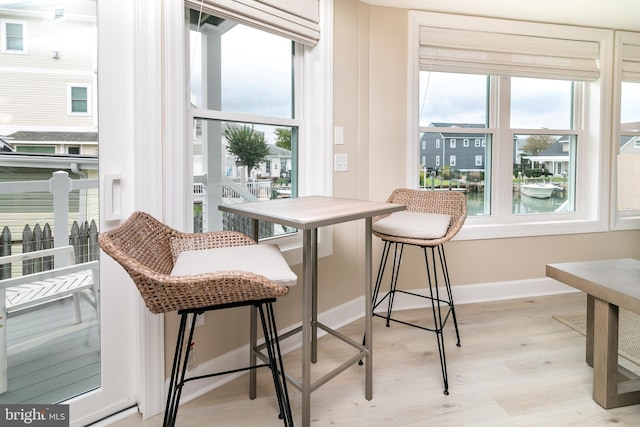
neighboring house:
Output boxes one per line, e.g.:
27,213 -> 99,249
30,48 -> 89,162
261,144 -> 292,180
619,121 -> 640,155
420,123 -> 487,173
4,131 -> 98,156
193,121 -> 291,181
0,2 -> 97,157
421,123 -> 576,178
520,136 -> 571,176
522,134 -> 639,178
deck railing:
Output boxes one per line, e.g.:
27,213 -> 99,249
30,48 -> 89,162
0,170 -> 99,278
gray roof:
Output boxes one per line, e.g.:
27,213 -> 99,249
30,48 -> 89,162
7,131 -> 98,142
267,144 -> 291,156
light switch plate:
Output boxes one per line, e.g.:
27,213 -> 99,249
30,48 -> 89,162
334,154 -> 348,172
334,126 -> 344,145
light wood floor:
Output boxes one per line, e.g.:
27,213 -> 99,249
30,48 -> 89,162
112,292 -> 640,426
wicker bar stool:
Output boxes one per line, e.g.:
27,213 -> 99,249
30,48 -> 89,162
370,188 -> 466,395
99,211 -> 296,427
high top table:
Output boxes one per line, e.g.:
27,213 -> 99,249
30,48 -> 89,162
546,258 -> 640,409
219,196 -> 405,427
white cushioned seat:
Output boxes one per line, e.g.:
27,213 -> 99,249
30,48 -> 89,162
373,211 -> 451,239
171,244 -> 297,287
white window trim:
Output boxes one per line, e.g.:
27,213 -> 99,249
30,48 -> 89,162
611,31 -> 640,231
1,19 -> 27,54
407,11 -> 614,240
68,83 -> 91,115
270,0 -> 333,264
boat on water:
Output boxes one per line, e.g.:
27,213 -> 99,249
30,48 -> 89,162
520,182 -> 561,199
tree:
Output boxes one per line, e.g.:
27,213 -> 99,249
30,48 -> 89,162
274,127 -> 291,151
523,135 -> 554,156
225,125 -> 270,178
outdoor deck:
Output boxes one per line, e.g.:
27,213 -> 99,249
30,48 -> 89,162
0,296 -> 100,404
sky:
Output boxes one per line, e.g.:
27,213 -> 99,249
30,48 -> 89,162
419,72 -> 591,130
190,22 -> 640,138
190,24 -> 292,119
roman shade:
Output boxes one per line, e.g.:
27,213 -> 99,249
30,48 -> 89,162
619,33 -> 640,83
419,24 -> 603,82
185,0 -> 319,46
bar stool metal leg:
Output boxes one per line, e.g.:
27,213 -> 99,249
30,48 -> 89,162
164,312 -> 197,427
438,245 -> 461,346
163,302 -> 293,427
258,302 -> 294,426
366,240 -> 461,395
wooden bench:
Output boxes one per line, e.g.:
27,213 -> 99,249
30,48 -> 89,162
0,246 -> 99,322
0,246 -> 99,394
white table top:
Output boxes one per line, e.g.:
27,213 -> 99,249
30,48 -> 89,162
218,196 -> 405,229
546,258 -> 640,314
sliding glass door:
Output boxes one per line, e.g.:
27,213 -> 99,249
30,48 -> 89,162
0,1 -> 136,424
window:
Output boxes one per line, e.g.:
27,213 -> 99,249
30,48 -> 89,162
69,84 -> 90,114
614,31 -> 640,229
188,11 -> 299,238
16,145 -> 55,154
511,78 -> 575,215
2,20 -> 26,53
412,11 -> 612,238
421,75 -> 576,218
179,1 -> 329,265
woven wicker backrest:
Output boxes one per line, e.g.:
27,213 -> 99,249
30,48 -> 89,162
374,188 -> 467,246
99,211 -> 291,314
99,211 -> 176,276
387,188 -> 466,218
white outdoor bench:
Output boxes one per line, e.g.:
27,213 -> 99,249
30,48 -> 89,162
0,245 -> 100,394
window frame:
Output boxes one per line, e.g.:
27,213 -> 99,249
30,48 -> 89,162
408,11 -> 614,240
611,31 -> 640,230
182,3 -> 333,265
68,83 -> 91,115
1,19 -> 27,53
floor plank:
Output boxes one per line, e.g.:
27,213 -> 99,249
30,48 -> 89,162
112,293 -> 640,426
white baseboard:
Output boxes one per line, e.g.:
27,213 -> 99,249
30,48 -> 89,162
173,276 -> 577,407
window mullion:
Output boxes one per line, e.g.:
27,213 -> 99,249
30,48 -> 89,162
493,76 -> 513,218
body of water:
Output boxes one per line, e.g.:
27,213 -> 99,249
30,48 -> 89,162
465,190 -> 569,216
